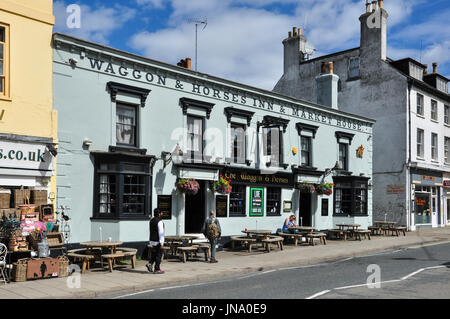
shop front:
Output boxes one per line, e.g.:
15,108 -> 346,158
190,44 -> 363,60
411,169 -> 443,228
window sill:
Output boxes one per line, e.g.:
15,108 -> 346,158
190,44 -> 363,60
346,76 -> 360,82
0,96 -> 11,102
444,123 -> 450,128
416,157 -> 425,161
431,119 -> 439,124
416,114 -> 425,119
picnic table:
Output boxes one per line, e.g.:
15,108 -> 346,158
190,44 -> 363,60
289,226 -> 315,234
373,221 -> 396,227
77,240 -> 133,272
242,230 -> 272,240
80,240 -> 123,255
336,224 -> 361,231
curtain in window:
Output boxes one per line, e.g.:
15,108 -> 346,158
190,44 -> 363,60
187,117 -> 202,153
116,106 -> 136,145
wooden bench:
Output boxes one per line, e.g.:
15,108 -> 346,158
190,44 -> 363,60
102,253 -> 125,272
147,245 -> 172,261
67,249 -> 96,274
389,226 -> 407,236
305,233 -> 327,246
231,236 -> 257,252
327,229 -> 348,240
368,226 -> 383,236
177,246 -> 198,263
353,229 -> 371,241
192,244 -> 211,261
115,248 -> 137,268
261,236 -> 284,252
277,232 -> 304,246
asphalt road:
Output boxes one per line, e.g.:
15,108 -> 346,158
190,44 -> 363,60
110,242 -> 450,299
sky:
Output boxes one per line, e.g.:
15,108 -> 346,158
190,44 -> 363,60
53,0 -> 450,90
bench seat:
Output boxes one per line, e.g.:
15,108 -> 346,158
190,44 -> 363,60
176,246 -> 198,263
67,250 -> 96,274
231,236 -> 257,252
261,236 -> 284,252
102,253 -> 125,272
327,229 -> 348,240
353,229 -> 371,241
305,233 -> 327,246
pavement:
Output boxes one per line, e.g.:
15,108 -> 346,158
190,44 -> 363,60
1,226 -> 450,299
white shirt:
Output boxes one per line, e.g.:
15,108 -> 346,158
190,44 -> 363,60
149,220 -> 165,247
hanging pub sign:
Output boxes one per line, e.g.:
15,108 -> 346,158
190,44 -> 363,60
157,195 -> 172,220
221,168 -> 294,188
249,187 -> 264,216
216,195 -> 228,218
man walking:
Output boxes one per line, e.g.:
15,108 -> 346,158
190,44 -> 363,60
202,210 -> 221,263
147,208 -> 165,274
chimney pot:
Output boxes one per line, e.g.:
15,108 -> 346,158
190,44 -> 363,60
423,64 -> 428,75
288,31 -> 292,38
293,27 -> 297,37
366,1 -> 371,13
186,58 -> 192,70
432,62 -> 438,73
321,62 -> 327,74
298,28 -> 302,36
378,0 -> 383,9
328,61 -> 334,74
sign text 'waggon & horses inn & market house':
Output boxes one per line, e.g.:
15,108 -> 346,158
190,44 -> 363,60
52,33 -> 375,248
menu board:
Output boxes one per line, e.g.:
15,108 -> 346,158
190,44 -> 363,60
249,187 -> 264,216
216,195 -> 228,218
157,195 -> 172,220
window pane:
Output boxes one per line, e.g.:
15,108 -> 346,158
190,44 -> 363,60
122,174 -> 145,214
98,174 -> 116,214
0,60 -> 3,76
0,27 -> 4,42
266,187 -> 281,216
116,105 -> 136,145
231,124 -> 246,163
0,43 -> 3,59
229,185 -> 246,216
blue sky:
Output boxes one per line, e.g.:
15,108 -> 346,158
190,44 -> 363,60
53,0 -> 450,90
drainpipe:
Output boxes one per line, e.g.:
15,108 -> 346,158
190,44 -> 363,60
407,82 -> 412,231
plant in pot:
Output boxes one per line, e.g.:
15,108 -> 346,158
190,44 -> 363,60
297,181 -> 316,193
176,178 -> 200,196
316,182 -> 335,196
210,175 -> 232,195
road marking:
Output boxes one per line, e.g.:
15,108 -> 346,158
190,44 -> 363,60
307,265 -> 447,299
306,290 -> 331,299
112,289 -> 155,299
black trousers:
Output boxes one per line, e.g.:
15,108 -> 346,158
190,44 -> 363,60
149,244 -> 162,271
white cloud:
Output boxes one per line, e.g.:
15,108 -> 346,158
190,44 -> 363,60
135,0 -> 165,9
53,1 -> 136,44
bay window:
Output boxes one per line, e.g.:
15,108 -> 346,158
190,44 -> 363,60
333,177 -> 369,216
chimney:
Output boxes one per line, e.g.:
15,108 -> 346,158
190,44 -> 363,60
282,27 -> 308,73
316,61 -> 339,109
423,64 -> 428,75
177,58 -> 192,70
432,62 -> 438,73
359,0 -> 388,64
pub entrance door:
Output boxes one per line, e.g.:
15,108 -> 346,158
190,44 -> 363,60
185,181 -> 206,234
299,193 -> 312,227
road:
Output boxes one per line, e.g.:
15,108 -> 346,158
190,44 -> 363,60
109,242 -> 450,299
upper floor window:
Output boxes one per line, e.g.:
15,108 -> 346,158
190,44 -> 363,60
187,116 -> 204,161
338,143 -> 348,171
416,93 -> 424,116
116,104 -> 137,146
444,137 -> 450,165
444,105 -> 449,125
348,57 -> 360,79
0,24 -> 9,98
417,128 -> 424,158
431,100 -> 438,121
431,133 -> 438,160
262,127 -> 281,165
231,123 -> 246,164
301,136 -> 312,167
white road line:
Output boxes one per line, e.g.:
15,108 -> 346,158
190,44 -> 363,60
306,290 -> 331,299
112,289 -> 155,299
401,268 -> 425,280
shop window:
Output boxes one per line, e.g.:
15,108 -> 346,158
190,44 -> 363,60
266,187 -> 281,216
93,155 -> 151,219
116,104 -> 137,146
229,184 -> 246,217
417,128 -> 424,158
0,24 -> 9,98
431,100 -> 438,121
416,94 -> 424,116
333,177 -> 368,216
231,123 -> 246,164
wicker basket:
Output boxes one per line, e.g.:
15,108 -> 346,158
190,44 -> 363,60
0,189 -> 11,208
58,256 -> 69,277
11,258 -> 29,282
31,190 -> 48,207
47,232 -> 64,248
13,189 -> 31,208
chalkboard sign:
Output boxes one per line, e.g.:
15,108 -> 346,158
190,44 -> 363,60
216,195 -> 228,218
157,195 -> 172,220
250,187 -> 264,216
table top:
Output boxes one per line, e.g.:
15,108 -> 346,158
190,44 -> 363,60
242,230 -> 272,235
336,224 -> 361,227
374,221 -> 396,225
290,226 -> 315,230
165,235 -> 198,241
80,241 -> 123,247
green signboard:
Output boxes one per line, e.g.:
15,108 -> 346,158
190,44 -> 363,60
249,187 -> 264,216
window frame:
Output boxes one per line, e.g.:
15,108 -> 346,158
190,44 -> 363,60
348,56 -> 360,80
262,126 -> 282,166
444,137 -> 450,165
431,132 -> 438,161
431,100 -> 438,121
229,184 -> 246,217
186,115 -> 205,162
416,93 -> 424,116
333,177 -> 369,217
417,128 -> 424,158
266,187 -> 282,216
338,143 -> 348,171
116,103 -> 138,148
93,154 -> 153,220
230,122 -> 246,164
0,23 -> 10,99
444,105 -> 450,125
300,135 -> 312,167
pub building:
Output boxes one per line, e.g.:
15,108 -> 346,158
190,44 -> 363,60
52,33 -> 374,248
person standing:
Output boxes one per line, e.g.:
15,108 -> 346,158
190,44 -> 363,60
147,208 -> 165,274
202,210 -> 221,263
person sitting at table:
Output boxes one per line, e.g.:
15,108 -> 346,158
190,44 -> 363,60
282,215 -> 297,233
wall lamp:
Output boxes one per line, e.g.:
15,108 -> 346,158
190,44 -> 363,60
321,161 -> 340,182
160,145 -> 184,168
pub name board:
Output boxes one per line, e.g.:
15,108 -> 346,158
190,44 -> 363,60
82,56 -> 369,132
221,169 -> 294,188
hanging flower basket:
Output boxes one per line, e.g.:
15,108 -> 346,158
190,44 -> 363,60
316,182 -> 335,196
210,175 -> 232,195
176,178 -> 200,196
297,182 -> 316,193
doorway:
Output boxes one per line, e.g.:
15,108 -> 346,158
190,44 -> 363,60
185,181 -> 206,234
299,193 -> 312,227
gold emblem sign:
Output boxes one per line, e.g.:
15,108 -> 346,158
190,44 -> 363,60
357,145 -> 365,158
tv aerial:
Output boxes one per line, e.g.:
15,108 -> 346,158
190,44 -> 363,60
187,18 -> 208,71
304,42 -> 316,60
